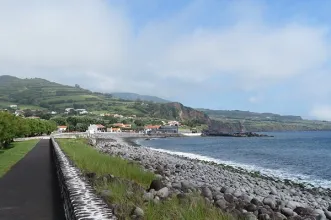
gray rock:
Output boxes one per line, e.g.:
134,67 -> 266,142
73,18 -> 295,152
156,187 -> 169,198
225,187 -> 235,194
286,201 -> 300,210
274,212 -> 287,220
149,179 -> 163,191
281,207 -> 294,217
270,187 -> 278,195
245,204 -> 257,212
258,214 -> 270,220
201,186 -> 212,199
215,199 -> 228,210
133,207 -> 144,217
324,210 -> 331,220
263,197 -> 276,209
153,196 -> 160,204
172,182 -> 182,189
293,207 -> 313,216
244,212 -> 258,220
224,193 -> 235,203
251,198 -> 263,206
233,190 -> 242,197
240,194 -> 252,203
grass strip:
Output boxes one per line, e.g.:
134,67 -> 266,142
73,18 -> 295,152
0,139 -> 39,177
57,138 -> 230,220
57,138 -> 155,187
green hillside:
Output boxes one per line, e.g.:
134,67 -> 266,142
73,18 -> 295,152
0,75 -> 208,123
111,92 -> 170,103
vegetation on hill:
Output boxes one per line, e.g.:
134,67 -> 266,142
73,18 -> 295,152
0,75 -> 207,124
200,109 -> 331,132
0,111 -> 56,148
111,92 -> 170,103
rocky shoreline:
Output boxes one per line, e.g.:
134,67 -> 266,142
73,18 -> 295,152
93,134 -> 331,220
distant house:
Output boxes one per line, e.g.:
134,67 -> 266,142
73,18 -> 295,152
144,125 -> 161,134
113,114 -> 124,118
144,125 -> 178,134
87,124 -> 106,133
57,126 -> 67,132
65,108 -> 74,112
51,111 -> 57,115
112,123 -> 132,129
10,105 -> 17,109
168,121 -> 181,126
107,127 -> 122,133
14,110 -> 24,116
158,125 -> 178,134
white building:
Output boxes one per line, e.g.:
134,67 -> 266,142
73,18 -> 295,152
57,126 -> 67,132
87,124 -> 106,134
10,105 -> 17,109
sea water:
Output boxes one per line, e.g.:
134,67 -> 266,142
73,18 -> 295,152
138,131 -> 331,188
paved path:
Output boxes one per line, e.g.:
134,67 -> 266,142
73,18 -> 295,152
0,139 -> 65,220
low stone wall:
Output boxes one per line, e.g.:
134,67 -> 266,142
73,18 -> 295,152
50,138 -> 116,220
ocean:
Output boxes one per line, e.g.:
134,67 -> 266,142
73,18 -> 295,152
137,131 -> 331,188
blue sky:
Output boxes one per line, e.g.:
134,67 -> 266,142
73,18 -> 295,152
0,0 -> 331,120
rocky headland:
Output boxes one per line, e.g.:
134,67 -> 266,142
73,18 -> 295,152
92,134 -> 331,220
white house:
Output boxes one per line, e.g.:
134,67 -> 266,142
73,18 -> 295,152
107,127 -> 122,133
87,124 -> 106,133
57,126 -> 67,132
10,105 -> 17,109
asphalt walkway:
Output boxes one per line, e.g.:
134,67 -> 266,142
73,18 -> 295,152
0,139 -> 65,220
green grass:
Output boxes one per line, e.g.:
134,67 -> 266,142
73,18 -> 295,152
0,140 -> 38,177
57,139 -> 230,220
57,138 -> 155,187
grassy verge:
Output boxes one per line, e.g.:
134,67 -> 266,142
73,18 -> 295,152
0,139 -> 39,177
57,139 -> 230,220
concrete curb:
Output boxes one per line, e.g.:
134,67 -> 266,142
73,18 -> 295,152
51,138 -> 116,220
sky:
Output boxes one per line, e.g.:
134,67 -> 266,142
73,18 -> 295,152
0,0 -> 331,120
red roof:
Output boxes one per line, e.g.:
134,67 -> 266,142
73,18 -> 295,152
144,125 -> 161,129
57,126 -> 67,128
96,124 -> 105,128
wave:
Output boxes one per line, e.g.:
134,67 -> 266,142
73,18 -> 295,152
147,147 -> 331,189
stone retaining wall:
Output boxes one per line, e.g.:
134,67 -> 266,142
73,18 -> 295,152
50,138 -> 116,220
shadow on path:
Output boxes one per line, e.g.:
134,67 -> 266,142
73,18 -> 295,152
0,139 -> 65,220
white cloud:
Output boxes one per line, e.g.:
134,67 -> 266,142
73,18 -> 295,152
0,0 -> 330,113
310,105 -> 331,121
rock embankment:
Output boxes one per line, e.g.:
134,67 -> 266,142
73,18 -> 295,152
93,136 -> 331,220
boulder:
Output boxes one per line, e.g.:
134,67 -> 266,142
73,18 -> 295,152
324,210 -> 331,220
156,187 -> 169,199
274,212 -> 287,220
244,212 -> 258,220
263,197 -> 276,209
293,207 -> 313,216
201,186 -> 213,199
245,204 -> 257,212
281,207 -> 294,217
224,193 -> 235,203
215,199 -> 228,210
225,187 -> 235,194
149,179 -> 163,191
172,182 -> 182,189
132,207 -> 144,217
258,214 -> 270,220
251,198 -> 263,206
270,187 -> 278,195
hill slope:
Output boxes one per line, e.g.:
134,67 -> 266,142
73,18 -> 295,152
0,75 -> 208,122
111,92 -> 170,103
